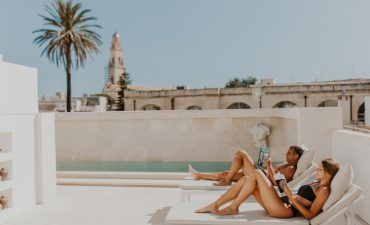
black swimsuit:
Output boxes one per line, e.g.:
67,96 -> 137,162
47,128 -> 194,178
280,184 -> 317,216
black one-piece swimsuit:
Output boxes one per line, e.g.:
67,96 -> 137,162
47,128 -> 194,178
280,184 -> 317,216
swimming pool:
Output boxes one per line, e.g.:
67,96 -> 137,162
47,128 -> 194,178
57,161 -> 232,172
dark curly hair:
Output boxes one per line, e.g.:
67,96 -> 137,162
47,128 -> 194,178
289,145 -> 304,158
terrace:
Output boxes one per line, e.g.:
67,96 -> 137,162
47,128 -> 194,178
0,57 -> 369,225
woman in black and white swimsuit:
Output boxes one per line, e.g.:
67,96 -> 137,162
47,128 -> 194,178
196,158 -> 340,220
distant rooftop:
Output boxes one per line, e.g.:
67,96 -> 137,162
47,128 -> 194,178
256,78 -> 370,87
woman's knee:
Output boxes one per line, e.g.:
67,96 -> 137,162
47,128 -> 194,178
245,173 -> 258,182
235,149 -> 249,158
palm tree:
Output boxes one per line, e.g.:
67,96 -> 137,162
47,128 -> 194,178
33,0 -> 102,112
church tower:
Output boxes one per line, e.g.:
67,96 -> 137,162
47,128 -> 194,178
102,32 -> 126,107
108,32 -> 125,84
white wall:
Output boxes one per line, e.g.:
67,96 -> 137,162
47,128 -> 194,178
297,107 -> 343,161
55,108 -> 342,164
0,59 -> 38,114
0,115 -> 36,213
0,57 -> 56,224
34,113 -> 56,204
332,129 -> 370,224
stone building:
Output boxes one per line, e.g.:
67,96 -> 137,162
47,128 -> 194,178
40,32 -> 370,125
122,78 -> 370,124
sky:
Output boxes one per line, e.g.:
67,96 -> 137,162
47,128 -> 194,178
1,0 -> 370,97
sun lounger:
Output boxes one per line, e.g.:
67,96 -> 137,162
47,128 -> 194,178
180,163 -> 317,201
166,184 -> 363,225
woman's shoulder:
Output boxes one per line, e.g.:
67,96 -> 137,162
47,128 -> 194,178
316,186 -> 330,198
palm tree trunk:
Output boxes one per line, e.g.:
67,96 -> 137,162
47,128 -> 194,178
66,46 -> 72,112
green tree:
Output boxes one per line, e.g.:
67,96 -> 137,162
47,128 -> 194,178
116,72 -> 132,111
242,76 -> 257,87
225,76 -> 257,88
33,0 -> 102,112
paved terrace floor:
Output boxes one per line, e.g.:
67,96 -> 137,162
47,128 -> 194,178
3,184 -> 369,225
3,185 -> 218,225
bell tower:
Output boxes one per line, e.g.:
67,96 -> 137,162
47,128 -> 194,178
102,31 -> 126,106
108,31 -> 125,84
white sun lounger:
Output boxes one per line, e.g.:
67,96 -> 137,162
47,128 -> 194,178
166,184 -> 363,225
180,163 -> 317,201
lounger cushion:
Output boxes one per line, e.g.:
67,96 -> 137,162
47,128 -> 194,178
166,202 -> 309,225
323,164 -> 353,210
310,184 -> 362,225
288,163 -> 316,188
293,145 -> 315,179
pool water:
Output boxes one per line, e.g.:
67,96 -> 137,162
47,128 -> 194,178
57,161 -> 232,172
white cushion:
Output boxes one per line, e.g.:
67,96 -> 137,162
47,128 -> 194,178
311,184 -> 362,225
323,164 -> 353,210
293,145 -> 315,179
166,202 -> 310,225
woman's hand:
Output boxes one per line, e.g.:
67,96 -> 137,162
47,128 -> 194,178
264,157 -> 272,168
283,184 -> 293,200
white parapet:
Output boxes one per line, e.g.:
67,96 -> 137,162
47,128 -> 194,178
35,113 -> 56,205
0,58 -> 38,114
0,56 -> 56,224
55,107 -> 342,164
365,96 -> 370,126
332,129 -> 370,224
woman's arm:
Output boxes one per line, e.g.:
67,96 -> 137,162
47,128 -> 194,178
285,187 -> 329,219
264,158 -> 276,185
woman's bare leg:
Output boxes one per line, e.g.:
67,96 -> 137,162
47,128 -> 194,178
195,176 -> 248,213
217,173 -> 258,215
216,150 -> 256,185
248,170 -> 293,218
216,170 -> 293,217
188,165 -> 224,180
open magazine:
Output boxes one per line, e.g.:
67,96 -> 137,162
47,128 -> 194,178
274,172 -> 287,196
257,147 -> 270,167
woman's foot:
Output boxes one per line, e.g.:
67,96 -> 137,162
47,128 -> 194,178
188,165 -> 201,180
195,203 -> 218,214
213,179 -> 232,186
216,206 -> 239,215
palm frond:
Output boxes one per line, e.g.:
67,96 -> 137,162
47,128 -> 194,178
33,0 -> 102,69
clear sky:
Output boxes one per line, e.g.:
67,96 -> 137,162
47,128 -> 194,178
1,0 -> 370,97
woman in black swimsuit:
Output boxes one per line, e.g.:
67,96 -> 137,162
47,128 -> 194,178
196,158 -> 340,220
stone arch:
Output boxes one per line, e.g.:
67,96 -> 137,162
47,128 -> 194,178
227,102 -> 251,109
358,103 -> 365,122
141,104 -> 161,111
186,105 -> 202,110
317,100 -> 338,107
273,101 -> 296,108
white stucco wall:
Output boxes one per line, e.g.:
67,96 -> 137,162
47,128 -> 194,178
0,56 -> 56,224
332,130 -> 370,224
297,107 -> 343,161
0,115 -> 36,222
55,108 -> 342,164
0,59 -> 38,114
34,113 -> 56,205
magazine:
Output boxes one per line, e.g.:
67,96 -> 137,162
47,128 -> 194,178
274,172 -> 287,194
257,147 -> 270,167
